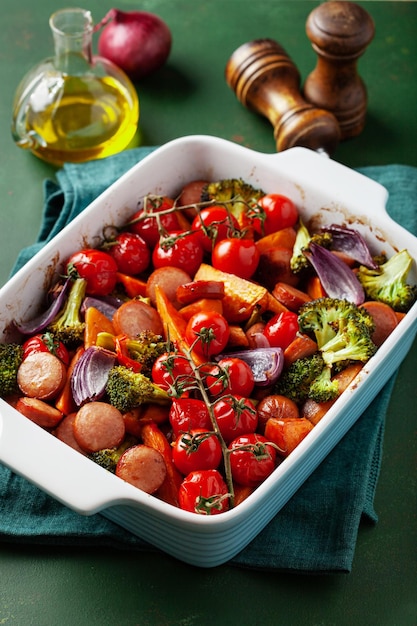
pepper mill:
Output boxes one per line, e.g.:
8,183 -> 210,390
225,39 -> 341,155
304,1 -> 375,140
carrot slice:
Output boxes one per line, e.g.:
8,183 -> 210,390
283,334 -> 318,367
179,298 -> 223,321
116,272 -> 148,298
84,306 -> 115,349
306,275 -> 327,300
255,227 -> 297,254
141,421 -> 183,507
55,346 -> 85,415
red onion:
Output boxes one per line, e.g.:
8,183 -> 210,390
215,348 -> 284,386
321,223 -> 378,269
71,346 -> 116,407
96,9 -> 172,81
15,277 -> 72,335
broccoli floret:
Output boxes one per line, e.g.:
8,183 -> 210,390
290,219 -> 333,274
298,297 -> 375,349
105,365 -> 170,413
201,178 -> 265,225
47,278 -> 87,347
319,316 -> 377,368
308,364 -> 339,403
357,249 -> 417,312
0,343 -> 24,397
96,330 -> 167,376
89,436 -> 137,473
274,352 -> 326,403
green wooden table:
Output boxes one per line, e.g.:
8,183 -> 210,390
1,2 -> 416,624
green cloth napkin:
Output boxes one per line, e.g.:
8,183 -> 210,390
2,148 -> 417,573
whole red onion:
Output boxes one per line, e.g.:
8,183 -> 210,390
96,9 -> 172,81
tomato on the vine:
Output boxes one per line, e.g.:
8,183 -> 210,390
172,429 -> 223,475
192,206 -> 239,252
107,232 -> 150,275
66,249 -> 118,296
178,469 -> 230,515
151,352 -> 194,396
252,193 -> 298,236
185,311 -> 230,358
263,311 -> 299,350
211,238 -> 260,279
152,231 -> 204,276
169,398 -> 212,437
128,196 -> 180,247
212,395 -> 258,444
229,433 -> 277,487
22,332 -> 70,366
204,357 -> 255,398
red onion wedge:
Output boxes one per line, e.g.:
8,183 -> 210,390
15,277 -> 72,335
321,224 -> 378,269
304,243 -> 365,305
215,347 -> 284,386
71,346 -> 116,407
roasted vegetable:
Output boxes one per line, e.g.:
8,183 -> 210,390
47,278 -> 87,347
0,343 -> 24,397
357,249 -> 417,312
201,178 -> 265,224
290,219 -> 332,274
105,365 -> 170,413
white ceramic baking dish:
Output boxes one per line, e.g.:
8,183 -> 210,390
1,135 -> 416,567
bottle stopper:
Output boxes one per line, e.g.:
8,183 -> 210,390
225,38 -> 341,155
303,1 -> 375,140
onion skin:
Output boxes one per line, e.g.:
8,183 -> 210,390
97,9 -> 172,81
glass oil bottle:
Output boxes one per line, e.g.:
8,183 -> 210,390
11,8 -> 139,166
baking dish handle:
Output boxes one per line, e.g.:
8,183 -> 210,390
0,399 -> 134,514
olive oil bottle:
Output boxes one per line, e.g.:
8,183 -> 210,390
11,8 -> 139,166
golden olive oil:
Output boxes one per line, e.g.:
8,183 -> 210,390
24,74 -> 139,166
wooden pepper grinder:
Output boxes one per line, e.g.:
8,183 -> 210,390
304,1 -> 375,140
225,39 -> 341,155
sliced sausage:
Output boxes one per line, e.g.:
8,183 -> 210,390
112,299 -> 164,337
146,266 -> 192,308
54,412 -> 87,455
272,282 -> 311,312
257,394 -> 300,434
17,352 -> 67,401
175,280 -> 225,305
177,180 -> 208,220
73,401 -> 125,452
16,396 -> 64,429
359,301 -> 398,346
116,444 -> 167,494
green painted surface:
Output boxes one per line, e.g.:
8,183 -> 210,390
0,2 -> 416,624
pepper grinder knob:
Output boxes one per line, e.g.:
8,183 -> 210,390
225,38 -> 341,155
304,1 -> 375,140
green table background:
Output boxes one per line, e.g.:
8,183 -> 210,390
1,1 -> 416,624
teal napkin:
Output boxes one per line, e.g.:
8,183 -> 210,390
2,148 -> 416,573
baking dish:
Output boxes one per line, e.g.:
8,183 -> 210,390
1,135 -> 416,567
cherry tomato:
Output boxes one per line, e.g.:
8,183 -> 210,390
204,357 -> 255,398
211,238 -> 260,279
152,231 -> 204,276
128,196 -> 180,247
22,332 -> 70,366
169,398 -> 212,437
263,311 -> 299,350
212,395 -> 258,444
178,469 -> 230,515
66,249 -> 118,296
151,352 -> 194,396
172,429 -> 223,475
228,433 -> 277,487
192,206 -> 239,252
252,193 -> 298,236
185,311 -> 230,358
107,232 -> 150,275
